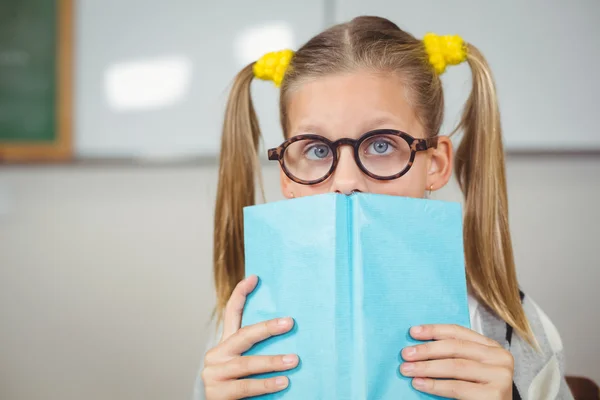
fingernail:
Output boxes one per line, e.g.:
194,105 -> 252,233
401,363 -> 415,373
275,377 -> 288,387
413,378 -> 426,388
411,326 -> 423,334
404,346 -> 416,357
282,354 -> 297,364
278,317 -> 291,326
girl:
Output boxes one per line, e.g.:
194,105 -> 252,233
195,16 -> 573,400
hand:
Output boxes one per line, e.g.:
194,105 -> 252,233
201,275 -> 299,400
400,324 -> 514,399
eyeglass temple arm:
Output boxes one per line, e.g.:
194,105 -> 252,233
415,137 -> 440,151
268,148 -> 280,160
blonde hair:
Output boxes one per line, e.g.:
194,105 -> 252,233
214,16 -> 534,343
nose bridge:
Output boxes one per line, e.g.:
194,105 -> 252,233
330,144 -> 365,194
335,137 -> 357,148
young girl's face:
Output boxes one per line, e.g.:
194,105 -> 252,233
280,70 -> 453,199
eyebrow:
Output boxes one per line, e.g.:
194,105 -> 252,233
293,115 -> 405,137
362,115 -> 406,131
293,123 -> 323,135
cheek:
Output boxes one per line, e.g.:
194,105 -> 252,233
285,156 -> 430,199
367,157 -> 429,198
289,181 -> 332,197
290,169 -> 428,198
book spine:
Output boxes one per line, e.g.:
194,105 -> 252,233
335,194 -> 351,399
350,194 -> 366,399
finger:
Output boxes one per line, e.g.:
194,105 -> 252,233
221,275 -> 259,341
220,317 -> 294,357
411,378 -> 489,400
402,338 -> 513,366
206,354 -> 299,380
206,376 -> 289,400
410,324 -> 501,348
400,359 -> 511,383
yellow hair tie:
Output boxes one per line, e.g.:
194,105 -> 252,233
253,49 -> 295,87
423,33 -> 467,74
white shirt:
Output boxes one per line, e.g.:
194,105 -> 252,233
468,294 -> 484,335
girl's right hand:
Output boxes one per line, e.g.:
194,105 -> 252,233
201,275 -> 298,400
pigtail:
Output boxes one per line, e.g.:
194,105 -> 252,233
454,44 -> 535,345
213,64 -> 263,322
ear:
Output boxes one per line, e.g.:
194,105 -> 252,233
280,167 -> 294,198
426,136 -> 453,191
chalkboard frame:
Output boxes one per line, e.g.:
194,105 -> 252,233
0,0 -> 73,163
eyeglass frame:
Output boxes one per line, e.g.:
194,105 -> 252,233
267,129 -> 439,185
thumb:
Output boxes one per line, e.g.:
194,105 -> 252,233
220,275 -> 259,341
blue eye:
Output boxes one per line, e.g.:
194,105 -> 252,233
305,144 -> 331,160
367,140 -> 392,155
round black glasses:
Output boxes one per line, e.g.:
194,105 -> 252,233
267,129 -> 439,185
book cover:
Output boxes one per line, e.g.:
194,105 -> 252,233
242,192 -> 470,399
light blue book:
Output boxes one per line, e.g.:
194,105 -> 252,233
242,193 -> 470,399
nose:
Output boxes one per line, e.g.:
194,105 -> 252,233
329,146 -> 367,195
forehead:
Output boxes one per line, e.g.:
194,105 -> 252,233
285,70 -> 425,139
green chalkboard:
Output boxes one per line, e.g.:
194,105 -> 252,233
0,0 -> 57,143
0,0 -> 71,162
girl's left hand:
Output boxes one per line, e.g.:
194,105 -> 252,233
400,324 -> 514,400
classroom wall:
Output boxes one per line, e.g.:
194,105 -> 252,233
0,157 -> 599,400
2,0 -> 599,398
